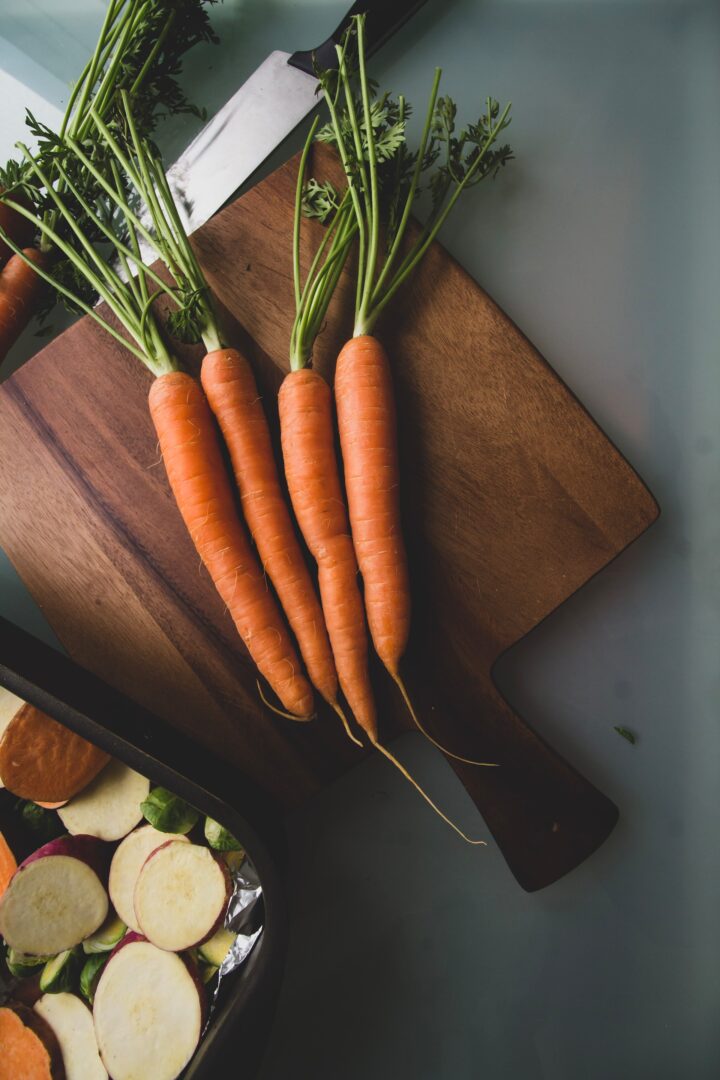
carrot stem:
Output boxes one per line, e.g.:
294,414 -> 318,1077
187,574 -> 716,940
293,114 -> 319,311
368,70 -> 441,310
355,15 -> 380,333
290,118 -> 356,370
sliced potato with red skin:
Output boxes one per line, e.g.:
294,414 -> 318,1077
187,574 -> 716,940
34,994 -> 107,1080
0,705 -> 109,802
109,825 -> 190,934
0,836 -> 109,955
93,936 -> 204,1080
58,760 -> 149,842
0,1002 -> 66,1080
134,840 -> 231,951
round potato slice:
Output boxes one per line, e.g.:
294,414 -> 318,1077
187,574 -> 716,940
93,939 -> 203,1080
109,826 -> 190,933
134,841 -> 230,951
58,761 -> 149,843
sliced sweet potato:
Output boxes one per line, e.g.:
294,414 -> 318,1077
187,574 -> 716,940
0,704 -> 109,802
0,1002 -> 65,1079
0,686 -> 23,788
0,829 -> 17,897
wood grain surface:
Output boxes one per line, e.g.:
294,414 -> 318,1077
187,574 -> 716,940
0,146 -> 659,890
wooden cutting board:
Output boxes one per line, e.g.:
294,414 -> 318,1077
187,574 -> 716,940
0,146 -> 658,890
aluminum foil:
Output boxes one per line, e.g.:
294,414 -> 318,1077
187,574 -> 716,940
206,852 -> 264,1021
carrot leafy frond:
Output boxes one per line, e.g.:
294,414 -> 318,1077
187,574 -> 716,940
313,14 -> 514,337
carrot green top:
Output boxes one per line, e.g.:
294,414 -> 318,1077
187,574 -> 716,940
291,13 -> 514,359
0,89 -> 224,375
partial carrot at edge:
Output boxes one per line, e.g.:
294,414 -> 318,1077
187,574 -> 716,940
149,370 -> 314,719
0,248 -> 46,364
0,194 -> 35,268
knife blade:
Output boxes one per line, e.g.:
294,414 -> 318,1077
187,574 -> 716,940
167,0 -> 428,234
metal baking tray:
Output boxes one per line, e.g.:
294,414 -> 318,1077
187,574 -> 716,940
0,613 -> 287,1078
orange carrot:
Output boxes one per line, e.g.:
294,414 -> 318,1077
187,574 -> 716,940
335,335 -> 496,767
0,831 -> 17,898
279,367 -> 376,739
0,248 -> 45,363
335,335 -> 410,677
201,349 -> 340,709
149,370 -> 314,719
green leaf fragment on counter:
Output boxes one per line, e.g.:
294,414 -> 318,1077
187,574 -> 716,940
140,787 -> 199,834
614,726 -> 637,744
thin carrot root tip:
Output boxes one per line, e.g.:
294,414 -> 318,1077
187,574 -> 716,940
393,674 -> 499,769
256,680 -> 314,723
331,702 -> 364,748
370,738 -> 487,846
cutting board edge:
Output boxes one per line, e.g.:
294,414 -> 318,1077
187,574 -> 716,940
435,246 -> 662,535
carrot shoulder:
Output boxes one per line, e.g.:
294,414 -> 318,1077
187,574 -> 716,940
201,348 -> 338,706
149,370 -> 314,719
279,367 -> 376,739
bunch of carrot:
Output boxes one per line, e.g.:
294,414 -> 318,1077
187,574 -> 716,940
277,16 -> 513,825
0,16 -> 512,841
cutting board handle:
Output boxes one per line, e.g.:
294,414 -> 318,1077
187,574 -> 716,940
405,672 -> 619,891
289,0 -> 429,76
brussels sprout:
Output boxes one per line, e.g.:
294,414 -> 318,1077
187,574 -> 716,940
40,948 -> 81,994
204,816 -> 243,853
79,953 -> 108,1004
6,947 -> 52,978
140,788 -> 199,834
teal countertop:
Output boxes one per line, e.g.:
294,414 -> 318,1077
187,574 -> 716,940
1,2 -> 719,1077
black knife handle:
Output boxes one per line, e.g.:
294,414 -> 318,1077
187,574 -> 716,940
288,0 -> 428,77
